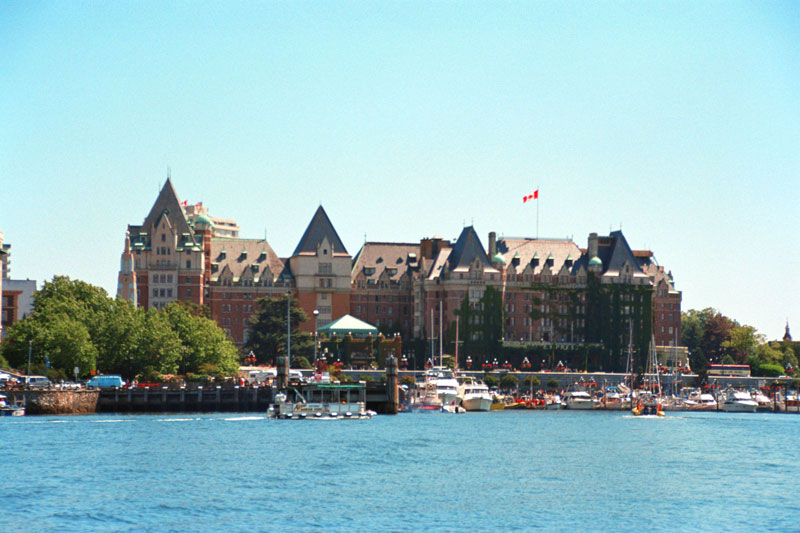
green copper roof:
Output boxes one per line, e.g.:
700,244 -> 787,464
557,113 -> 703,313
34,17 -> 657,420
589,256 -> 603,266
492,253 -> 506,264
195,214 -> 215,228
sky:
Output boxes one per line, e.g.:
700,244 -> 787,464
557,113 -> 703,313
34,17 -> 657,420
1,1 -> 798,340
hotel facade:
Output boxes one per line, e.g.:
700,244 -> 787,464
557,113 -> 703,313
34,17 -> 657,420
118,180 -> 682,366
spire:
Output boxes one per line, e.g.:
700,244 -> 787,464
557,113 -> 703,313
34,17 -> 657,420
142,178 -> 194,240
449,226 -> 492,271
784,321 -> 792,342
292,206 -> 348,256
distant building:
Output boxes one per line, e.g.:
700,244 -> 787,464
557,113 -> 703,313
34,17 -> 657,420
0,232 -> 37,339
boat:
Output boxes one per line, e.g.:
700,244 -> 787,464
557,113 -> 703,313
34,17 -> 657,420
631,334 -> 665,417
0,394 -> 25,417
631,392 -> 664,416
720,388 -> 758,413
428,367 -> 460,406
409,375 -> 444,412
457,376 -> 492,412
563,384 -> 595,410
545,394 -> 562,410
750,389 -> 772,411
693,392 -> 718,410
268,381 -> 374,419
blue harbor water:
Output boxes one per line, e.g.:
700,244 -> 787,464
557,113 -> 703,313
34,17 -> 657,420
3,410 -> 799,532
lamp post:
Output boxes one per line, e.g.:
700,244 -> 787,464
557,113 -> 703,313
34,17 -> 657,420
313,309 -> 319,364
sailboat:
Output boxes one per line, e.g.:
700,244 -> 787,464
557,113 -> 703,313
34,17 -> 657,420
632,334 -> 664,417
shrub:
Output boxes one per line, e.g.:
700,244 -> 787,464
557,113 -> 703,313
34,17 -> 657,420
483,374 -> 499,389
547,378 -> 560,391
399,375 -> 416,387
756,363 -> 784,377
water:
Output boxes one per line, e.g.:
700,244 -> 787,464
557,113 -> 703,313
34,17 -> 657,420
3,410 -> 799,532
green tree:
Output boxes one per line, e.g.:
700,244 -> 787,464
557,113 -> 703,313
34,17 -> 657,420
723,325 -> 762,364
500,374 -> 519,391
162,302 -> 239,375
244,295 -> 313,364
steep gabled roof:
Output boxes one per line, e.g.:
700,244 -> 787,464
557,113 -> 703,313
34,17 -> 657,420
292,206 -> 348,257
142,178 -> 195,242
599,231 -> 649,280
448,226 -> 494,272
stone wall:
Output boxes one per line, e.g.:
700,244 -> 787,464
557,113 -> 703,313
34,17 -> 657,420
2,390 -> 99,415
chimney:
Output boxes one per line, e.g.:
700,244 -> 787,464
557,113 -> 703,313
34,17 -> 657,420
588,232 -> 598,259
489,232 -> 496,257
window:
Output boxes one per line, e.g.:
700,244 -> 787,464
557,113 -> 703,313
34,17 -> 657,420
167,275 -> 172,283
152,288 -> 157,297
159,289 -> 165,297
186,288 -> 192,297
161,234 -> 166,242
321,293 -> 327,300
186,260 -> 191,269
167,289 -> 173,297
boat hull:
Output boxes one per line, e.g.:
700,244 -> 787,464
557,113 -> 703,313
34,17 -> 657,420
721,401 -> 758,413
565,398 -> 595,410
461,396 -> 492,412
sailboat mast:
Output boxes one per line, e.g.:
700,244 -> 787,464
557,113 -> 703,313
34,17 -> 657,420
439,301 -> 443,367
455,316 -> 459,373
430,307 -> 434,365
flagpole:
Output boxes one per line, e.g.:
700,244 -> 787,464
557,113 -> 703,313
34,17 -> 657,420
536,185 -> 540,240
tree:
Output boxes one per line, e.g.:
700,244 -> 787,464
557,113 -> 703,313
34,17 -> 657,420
0,276 -> 240,380
702,312 -> 736,364
723,325 -> 762,364
244,295 -> 313,365
500,374 -> 519,392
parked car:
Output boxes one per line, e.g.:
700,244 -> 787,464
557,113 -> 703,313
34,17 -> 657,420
56,381 -> 82,390
24,376 -> 51,389
86,375 -> 126,389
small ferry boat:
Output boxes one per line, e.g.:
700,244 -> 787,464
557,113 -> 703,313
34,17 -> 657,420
0,394 -> 25,417
268,382 -> 374,419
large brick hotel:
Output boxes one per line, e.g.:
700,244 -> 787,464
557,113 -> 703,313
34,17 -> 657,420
118,179 -> 682,363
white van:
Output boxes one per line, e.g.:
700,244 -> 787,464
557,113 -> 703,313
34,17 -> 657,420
24,376 -> 51,389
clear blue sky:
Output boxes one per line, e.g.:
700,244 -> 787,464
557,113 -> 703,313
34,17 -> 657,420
2,2 -> 798,340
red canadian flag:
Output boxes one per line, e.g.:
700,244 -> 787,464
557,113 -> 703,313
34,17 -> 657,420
523,190 -> 539,203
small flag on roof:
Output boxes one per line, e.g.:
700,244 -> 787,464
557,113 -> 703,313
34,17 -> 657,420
523,190 -> 539,203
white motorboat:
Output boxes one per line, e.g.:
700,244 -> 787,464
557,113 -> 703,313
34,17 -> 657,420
457,377 -> 492,412
750,390 -> 772,411
428,367 -> 460,407
720,389 -> 758,413
0,394 -> 25,417
563,385 -> 595,410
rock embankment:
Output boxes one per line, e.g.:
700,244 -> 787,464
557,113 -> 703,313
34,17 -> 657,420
2,390 -> 99,415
